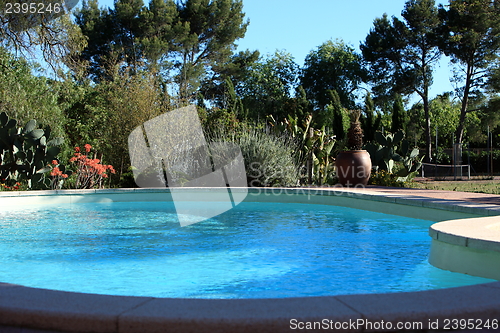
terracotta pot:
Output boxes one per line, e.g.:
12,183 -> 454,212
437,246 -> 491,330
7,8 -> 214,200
335,150 -> 372,186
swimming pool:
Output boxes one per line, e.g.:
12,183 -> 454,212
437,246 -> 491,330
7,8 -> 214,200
1,188 -> 500,333
0,197 -> 494,298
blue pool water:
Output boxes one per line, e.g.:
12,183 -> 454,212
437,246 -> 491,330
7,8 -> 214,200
0,201 -> 495,298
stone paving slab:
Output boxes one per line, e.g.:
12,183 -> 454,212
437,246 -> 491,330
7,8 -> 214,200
358,186 -> 500,206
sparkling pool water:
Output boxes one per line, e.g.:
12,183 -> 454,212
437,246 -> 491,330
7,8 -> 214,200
0,201 -> 495,298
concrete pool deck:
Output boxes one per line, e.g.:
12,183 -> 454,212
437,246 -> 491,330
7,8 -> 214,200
349,185 -> 500,206
1,187 -> 500,333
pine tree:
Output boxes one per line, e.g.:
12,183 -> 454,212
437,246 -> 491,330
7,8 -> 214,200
438,0 -> 500,145
391,94 -> 407,133
294,85 -> 311,120
361,0 -> 442,162
361,93 -> 381,142
329,90 -> 345,140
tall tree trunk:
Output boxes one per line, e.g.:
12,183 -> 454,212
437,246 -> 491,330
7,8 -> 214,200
423,95 -> 432,163
455,64 -> 473,145
422,57 -> 432,163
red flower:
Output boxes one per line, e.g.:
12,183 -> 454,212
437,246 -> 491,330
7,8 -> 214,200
107,165 -> 116,174
50,167 -> 60,177
52,160 -> 58,165
84,144 -> 92,152
62,174 -> 69,179
50,167 -> 65,177
74,147 -> 80,153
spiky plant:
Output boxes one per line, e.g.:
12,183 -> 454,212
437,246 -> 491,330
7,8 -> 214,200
347,109 -> 363,150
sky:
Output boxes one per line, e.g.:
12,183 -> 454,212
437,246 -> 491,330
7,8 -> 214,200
95,0 -> 456,105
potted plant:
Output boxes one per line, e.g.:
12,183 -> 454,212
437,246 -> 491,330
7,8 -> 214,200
335,110 -> 372,186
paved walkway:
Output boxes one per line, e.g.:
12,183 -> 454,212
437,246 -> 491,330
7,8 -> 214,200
351,185 -> 500,206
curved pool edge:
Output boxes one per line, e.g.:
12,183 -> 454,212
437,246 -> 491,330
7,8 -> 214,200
2,281 -> 500,333
2,187 -> 500,332
429,216 -> 500,281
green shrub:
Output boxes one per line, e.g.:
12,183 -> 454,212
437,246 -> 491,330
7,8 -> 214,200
462,150 -> 500,173
368,161 -> 416,187
368,169 -> 412,187
209,128 -> 301,187
433,147 -> 451,164
0,48 -> 67,139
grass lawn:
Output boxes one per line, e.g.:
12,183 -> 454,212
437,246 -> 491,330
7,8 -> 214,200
410,178 -> 500,194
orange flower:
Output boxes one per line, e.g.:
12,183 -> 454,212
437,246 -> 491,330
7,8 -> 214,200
50,167 -> 61,177
84,144 -> 92,152
51,160 -> 58,165
62,174 -> 68,179
74,147 -> 80,153
107,165 -> 116,174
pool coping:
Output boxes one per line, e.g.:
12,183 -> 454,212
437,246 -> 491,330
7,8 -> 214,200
1,187 -> 500,333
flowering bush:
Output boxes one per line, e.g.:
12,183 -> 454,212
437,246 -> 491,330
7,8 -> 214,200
49,159 -> 70,190
69,144 -> 115,189
0,181 -> 22,191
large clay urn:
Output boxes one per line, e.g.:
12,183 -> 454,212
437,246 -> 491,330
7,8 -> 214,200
336,150 -> 372,186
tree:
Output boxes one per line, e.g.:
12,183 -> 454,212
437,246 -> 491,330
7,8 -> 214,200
137,0 -> 183,74
75,0 -> 157,81
75,0 -> 125,81
302,39 -> 366,110
174,0 -> 249,104
361,0 -> 442,162
478,96 -> 500,144
327,90 -> 346,140
291,85 -> 312,121
75,0 -> 249,103
200,49 -> 259,111
438,0 -> 500,145
361,14 -> 410,103
0,0 -> 86,70
221,78 -> 244,117
407,93 -> 461,148
0,47 -> 66,138
360,93 -> 381,143
429,93 -> 460,146
391,94 -> 407,133
487,59 -> 500,92
61,71 -> 165,181
238,50 -> 300,121
407,102 -> 425,146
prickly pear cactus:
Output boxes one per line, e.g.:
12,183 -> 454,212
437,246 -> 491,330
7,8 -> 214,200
364,129 -> 423,179
0,111 -> 66,189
